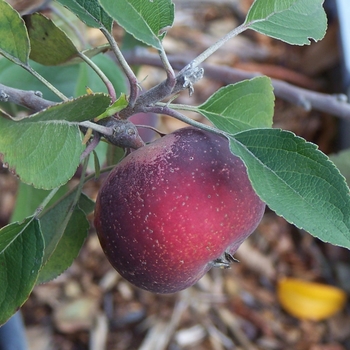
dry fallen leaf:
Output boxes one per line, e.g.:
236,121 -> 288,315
277,278 -> 347,321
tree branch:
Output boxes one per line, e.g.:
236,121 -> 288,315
122,50 -> 350,120
2,50 -> 350,124
0,83 -> 55,112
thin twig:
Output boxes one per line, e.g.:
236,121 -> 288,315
178,22 -> 248,74
100,27 -> 139,107
123,50 -> 350,120
3,52 -> 350,122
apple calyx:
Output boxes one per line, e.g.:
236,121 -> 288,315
212,251 -> 239,269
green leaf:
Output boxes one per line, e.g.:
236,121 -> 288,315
57,0 -> 113,30
245,0 -> 327,45
18,93 -> 110,123
121,31 -> 148,50
87,139 -> 108,171
229,128 -> 350,248
0,218 -> 44,325
330,150 -> 350,186
0,0 -> 30,64
0,107 -> 11,118
95,93 -> 129,121
39,190 -> 94,265
108,93 -> 129,113
24,13 -> 79,66
92,150 -> 101,177
0,55 -> 126,102
35,187 -> 94,284
0,94 -> 110,189
107,143 -> 125,166
99,0 -> 175,50
37,207 -> 89,284
35,189 -> 93,283
197,77 -> 274,134
0,117 -> 84,189
11,182 -> 69,222
77,193 -> 95,215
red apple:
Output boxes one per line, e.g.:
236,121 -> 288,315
94,127 -> 265,293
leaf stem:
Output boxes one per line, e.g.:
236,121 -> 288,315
100,27 -> 139,107
80,132 -> 100,162
158,102 -> 198,113
148,105 -> 224,137
79,121 -> 113,135
35,186 -> 61,218
78,52 -> 116,101
178,22 -> 249,74
159,46 -> 176,93
23,65 -> 68,101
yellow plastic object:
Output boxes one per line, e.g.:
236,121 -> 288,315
277,278 -> 347,321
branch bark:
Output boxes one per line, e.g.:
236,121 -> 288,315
122,50 -> 350,120
0,83 -> 55,112
1,51 -> 350,122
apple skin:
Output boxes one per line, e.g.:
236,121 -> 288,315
94,127 -> 265,293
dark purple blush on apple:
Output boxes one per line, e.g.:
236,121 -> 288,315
94,127 -> 265,293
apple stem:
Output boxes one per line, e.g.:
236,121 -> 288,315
135,124 -> 166,138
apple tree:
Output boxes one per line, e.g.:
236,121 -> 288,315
0,0 -> 349,325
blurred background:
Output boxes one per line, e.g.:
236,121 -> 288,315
1,0 -> 350,349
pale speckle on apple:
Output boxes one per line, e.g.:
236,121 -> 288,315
94,127 -> 265,294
